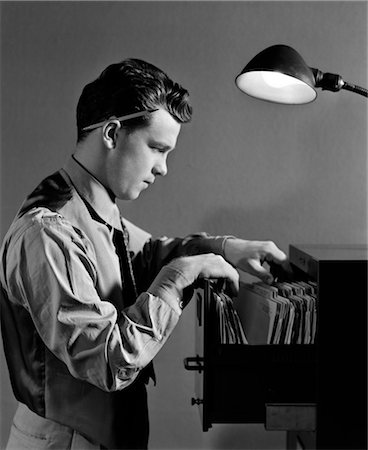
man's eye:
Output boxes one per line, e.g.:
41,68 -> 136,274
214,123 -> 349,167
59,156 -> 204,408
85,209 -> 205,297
151,146 -> 165,153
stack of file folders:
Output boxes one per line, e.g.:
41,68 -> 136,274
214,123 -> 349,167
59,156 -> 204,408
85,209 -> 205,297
234,281 -> 317,345
212,290 -> 248,344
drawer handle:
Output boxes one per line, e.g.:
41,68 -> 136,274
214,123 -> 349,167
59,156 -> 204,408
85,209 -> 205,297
183,355 -> 204,373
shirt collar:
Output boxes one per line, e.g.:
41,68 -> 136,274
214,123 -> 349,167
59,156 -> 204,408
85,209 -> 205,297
62,155 -> 122,230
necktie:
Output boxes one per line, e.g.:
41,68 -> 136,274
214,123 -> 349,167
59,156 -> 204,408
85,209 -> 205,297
112,225 -> 138,307
112,222 -> 156,385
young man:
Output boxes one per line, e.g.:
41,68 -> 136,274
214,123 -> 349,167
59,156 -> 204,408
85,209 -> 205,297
0,59 -> 288,449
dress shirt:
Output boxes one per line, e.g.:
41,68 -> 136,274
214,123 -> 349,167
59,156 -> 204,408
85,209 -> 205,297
2,158 -> 181,391
0,155 -> 228,447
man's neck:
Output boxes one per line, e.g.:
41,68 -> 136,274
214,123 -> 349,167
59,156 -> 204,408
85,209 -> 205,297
73,143 -> 115,201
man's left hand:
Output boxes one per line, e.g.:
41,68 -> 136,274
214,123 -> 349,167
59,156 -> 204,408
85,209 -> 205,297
224,238 -> 290,284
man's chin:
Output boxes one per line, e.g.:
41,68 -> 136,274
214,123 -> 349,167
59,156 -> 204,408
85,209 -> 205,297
123,190 -> 143,201
116,191 -> 139,201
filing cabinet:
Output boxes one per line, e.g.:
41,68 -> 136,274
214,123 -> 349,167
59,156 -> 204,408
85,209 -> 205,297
184,245 -> 367,450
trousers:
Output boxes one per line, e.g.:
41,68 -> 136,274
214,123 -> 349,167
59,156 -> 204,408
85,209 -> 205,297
6,403 -> 102,450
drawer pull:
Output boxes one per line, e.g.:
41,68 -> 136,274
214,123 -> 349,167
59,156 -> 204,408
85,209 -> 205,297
184,355 -> 204,373
191,397 -> 204,405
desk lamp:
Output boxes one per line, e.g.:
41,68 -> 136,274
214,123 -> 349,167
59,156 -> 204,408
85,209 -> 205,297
235,44 -> 368,104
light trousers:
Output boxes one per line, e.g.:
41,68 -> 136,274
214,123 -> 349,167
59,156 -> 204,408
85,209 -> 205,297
6,403 -> 101,450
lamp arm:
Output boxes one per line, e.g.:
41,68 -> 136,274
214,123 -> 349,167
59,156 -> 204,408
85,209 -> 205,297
341,82 -> 368,97
312,68 -> 368,98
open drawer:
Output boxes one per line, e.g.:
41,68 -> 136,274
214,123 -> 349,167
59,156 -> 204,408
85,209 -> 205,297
184,279 -> 317,432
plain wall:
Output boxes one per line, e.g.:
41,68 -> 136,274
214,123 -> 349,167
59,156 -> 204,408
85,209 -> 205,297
1,1 -> 367,449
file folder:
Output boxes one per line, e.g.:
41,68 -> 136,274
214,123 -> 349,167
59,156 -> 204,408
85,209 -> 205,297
211,287 -> 248,344
234,281 -> 317,345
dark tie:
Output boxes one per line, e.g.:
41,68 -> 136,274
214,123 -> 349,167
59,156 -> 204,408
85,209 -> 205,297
112,222 -> 156,385
112,225 -> 138,307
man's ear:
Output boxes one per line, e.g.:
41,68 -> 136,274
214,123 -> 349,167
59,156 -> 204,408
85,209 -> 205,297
102,120 -> 122,149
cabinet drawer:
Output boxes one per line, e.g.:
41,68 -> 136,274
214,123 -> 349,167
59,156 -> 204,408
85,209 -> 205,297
186,281 -> 317,430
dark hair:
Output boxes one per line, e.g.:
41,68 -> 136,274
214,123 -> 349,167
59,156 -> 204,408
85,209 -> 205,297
76,58 -> 192,142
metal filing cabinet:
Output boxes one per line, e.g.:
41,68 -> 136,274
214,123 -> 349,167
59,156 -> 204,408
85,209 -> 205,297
184,245 -> 367,450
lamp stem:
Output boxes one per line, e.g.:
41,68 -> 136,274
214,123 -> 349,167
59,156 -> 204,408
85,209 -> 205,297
312,68 -> 367,98
342,82 -> 368,97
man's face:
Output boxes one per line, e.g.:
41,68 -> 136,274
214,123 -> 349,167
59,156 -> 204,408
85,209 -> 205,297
107,108 -> 181,200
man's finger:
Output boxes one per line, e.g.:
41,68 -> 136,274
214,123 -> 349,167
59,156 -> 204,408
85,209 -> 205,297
265,246 -> 288,264
248,258 -> 274,284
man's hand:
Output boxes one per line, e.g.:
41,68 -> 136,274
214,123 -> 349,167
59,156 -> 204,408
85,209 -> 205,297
169,253 -> 239,295
149,254 -> 239,306
224,238 -> 290,284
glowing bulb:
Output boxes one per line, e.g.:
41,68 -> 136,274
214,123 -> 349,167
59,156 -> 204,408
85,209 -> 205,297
236,71 -> 317,104
261,71 -> 301,89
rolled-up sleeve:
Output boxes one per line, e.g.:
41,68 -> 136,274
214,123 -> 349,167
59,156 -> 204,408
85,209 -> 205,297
4,214 -> 181,392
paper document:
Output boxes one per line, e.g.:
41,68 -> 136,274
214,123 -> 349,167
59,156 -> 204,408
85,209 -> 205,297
234,281 -> 317,345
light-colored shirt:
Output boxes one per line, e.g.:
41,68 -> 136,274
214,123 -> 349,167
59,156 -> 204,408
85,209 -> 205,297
0,156 -> 226,393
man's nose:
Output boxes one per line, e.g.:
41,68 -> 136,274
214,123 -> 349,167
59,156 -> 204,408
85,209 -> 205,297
153,156 -> 168,177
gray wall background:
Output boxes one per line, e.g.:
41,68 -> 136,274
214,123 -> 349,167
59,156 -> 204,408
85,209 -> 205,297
1,1 -> 367,449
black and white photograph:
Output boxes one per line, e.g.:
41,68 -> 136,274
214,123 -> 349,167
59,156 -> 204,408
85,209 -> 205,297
1,1 -> 367,449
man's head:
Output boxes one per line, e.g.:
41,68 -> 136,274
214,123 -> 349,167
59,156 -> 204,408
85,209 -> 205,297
75,59 -> 192,201
76,58 -> 192,142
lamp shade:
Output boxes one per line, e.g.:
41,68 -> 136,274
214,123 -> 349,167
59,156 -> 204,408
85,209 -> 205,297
235,45 -> 317,104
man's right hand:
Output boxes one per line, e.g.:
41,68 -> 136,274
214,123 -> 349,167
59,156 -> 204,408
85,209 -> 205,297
148,254 -> 239,308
